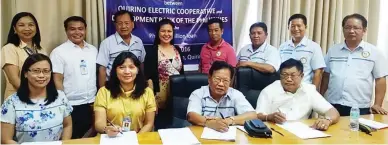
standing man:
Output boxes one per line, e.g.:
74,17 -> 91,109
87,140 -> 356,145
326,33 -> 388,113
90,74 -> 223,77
237,22 -> 280,73
199,18 -> 237,74
97,10 -> 145,87
321,14 -> 388,116
279,14 -> 326,89
50,16 -> 97,139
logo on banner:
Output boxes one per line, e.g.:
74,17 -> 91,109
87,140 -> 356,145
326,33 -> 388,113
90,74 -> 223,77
361,51 -> 370,58
300,57 -> 307,64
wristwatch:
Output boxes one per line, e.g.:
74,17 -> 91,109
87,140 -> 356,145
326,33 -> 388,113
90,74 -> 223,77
227,116 -> 235,125
323,116 -> 333,125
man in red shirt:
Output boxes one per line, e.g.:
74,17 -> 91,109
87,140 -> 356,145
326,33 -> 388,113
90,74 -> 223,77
199,18 -> 237,74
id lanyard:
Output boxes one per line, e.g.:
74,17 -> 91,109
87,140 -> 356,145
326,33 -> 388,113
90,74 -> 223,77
121,98 -> 131,131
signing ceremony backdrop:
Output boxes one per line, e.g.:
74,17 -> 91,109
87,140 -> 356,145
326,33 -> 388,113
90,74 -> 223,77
105,0 -> 233,68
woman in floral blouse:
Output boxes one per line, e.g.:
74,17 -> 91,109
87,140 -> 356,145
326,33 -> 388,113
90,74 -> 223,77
1,54 -> 73,144
144,19 -> 184,129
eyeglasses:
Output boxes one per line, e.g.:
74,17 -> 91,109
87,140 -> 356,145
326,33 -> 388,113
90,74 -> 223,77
212,77 -> 231,84
28,69 -> 51,75
280,73 -> 301,80
344,26 -> 363,31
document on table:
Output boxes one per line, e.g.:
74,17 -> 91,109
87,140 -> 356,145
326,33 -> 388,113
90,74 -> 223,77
21,141 -> 62,145
236,125 -> 248,134
158,127 -> 200,145
277,122 -> 331,139
359,118 -> 388,129
201,126 -> 236,141
100,131 -> 139,145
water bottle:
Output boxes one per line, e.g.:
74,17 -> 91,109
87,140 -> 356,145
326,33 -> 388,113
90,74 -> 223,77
350,105 -> 360,131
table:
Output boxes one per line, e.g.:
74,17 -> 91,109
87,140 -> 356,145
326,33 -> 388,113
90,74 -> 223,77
63,114 -> 388,144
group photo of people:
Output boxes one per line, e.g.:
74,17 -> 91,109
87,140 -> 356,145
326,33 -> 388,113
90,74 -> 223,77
1,0 -> 388,144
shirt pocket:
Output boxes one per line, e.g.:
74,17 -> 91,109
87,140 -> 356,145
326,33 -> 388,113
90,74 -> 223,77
352,58 -> 374,78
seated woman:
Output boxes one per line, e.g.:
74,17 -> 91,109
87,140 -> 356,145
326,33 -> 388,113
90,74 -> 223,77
94,52 -> 157,137
1,54 -> 73,144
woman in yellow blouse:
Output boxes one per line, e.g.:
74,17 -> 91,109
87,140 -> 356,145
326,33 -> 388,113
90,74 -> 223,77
1,12 -> 47,98
94,52 -> 156,137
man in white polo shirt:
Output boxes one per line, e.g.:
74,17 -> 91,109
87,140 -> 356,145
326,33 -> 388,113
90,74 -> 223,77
256,59 -> 339,131
50,16 -> 97,139
237,22 -> 280,73
97,10 -> 146,88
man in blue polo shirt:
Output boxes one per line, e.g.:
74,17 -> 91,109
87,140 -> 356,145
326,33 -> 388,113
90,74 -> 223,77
237,22 -> 280,73
187,61 -> 256,132
97,10 -> 146,88
279,14 -> 326,89
321,13 -> 388,116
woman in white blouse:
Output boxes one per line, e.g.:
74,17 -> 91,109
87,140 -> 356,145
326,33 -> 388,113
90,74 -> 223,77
1,54 -> 73,144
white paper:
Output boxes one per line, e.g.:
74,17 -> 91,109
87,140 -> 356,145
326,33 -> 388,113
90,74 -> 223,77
100,131 -> 139,145
277,122 -> 331,139
359,118 -> 388,129
158,127 -> 200,145
21,141 -> 62,145
200,126 -> 236,141
236,126 -> 248,134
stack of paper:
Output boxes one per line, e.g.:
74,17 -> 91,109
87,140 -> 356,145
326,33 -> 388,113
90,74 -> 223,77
200,126 -> 236,141
359,118 -> 388,129
158,127 -> 200,145
100,131 -> 139,145
277,122 -> 331,139
21,141 -> 62,145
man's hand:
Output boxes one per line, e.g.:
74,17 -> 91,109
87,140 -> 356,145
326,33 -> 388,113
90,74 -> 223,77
311,118 -> 331,131
237,61 -> 251,67
371,105 -> 388,115
267,112 -> 286,124
206,118 -> 229,132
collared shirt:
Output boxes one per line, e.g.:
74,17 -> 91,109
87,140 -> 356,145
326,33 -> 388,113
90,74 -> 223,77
96,32 -> 146,80
94,87 -> 156,132
279,36 -> 326,83
324,41 -> 388,108
50,40 -> 98,106
187,86 -> 254,118
238,42 -> 281,71
256,80 -> 333,120
200,39 -> 237,74
1,91 -> 73,144
1,41 -> 47,98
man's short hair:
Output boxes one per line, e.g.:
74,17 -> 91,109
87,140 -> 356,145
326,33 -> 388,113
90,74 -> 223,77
249,22 -> 268,35
342,13 -> 368,28
113,10 -> 135,22
288,14 -> 307,26
279,58 -> 304,73
209,61 -> 235,79
207,18 -> 224,30
64,16 -> 87,30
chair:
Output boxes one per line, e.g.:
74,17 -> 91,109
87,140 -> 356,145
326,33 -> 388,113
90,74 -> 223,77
167,73 -> 209,128
235,67 -> 279,108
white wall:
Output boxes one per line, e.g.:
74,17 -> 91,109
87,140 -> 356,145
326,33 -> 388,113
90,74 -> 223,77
377,0 -> 388,110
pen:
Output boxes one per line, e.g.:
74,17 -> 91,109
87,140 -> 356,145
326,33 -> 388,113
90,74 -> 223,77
271,127 -> 284,136
220,112 -> 225,119
277,108 -> 282,113
219,112 -> 229,128
107,119 -> 123,134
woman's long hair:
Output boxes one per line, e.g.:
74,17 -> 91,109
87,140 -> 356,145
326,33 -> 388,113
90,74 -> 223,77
5,12 -> 42,49
153,19 -> 175,45
17,54 -> 58,105
106,52 -> 147,99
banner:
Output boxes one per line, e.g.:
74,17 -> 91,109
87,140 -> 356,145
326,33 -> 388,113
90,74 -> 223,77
105,0 -> 233,69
